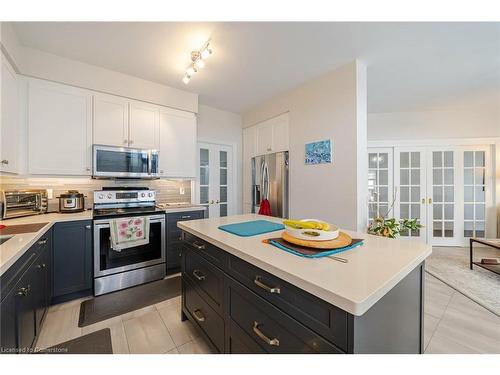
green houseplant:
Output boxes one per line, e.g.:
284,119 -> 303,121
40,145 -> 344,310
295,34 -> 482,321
367,187 -> 423,238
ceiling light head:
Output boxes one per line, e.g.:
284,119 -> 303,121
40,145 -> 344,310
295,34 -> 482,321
186,65 -> 197,76
182,74 -> 191,85
200,47 -> 212,59
195,59 -> 205,69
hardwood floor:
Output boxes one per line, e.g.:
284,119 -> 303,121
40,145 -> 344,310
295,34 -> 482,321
35,274 -> 499,354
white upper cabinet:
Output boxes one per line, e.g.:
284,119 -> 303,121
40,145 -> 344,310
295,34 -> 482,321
254,112 -> 289,156
158,108 -> 197,178
129,100 -> 159,149
93,93 -> 129,147
0,54 -> 19,174
271,112 -> 289,153
28,79 -> 92,175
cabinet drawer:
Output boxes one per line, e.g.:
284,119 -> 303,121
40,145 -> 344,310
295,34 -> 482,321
227,278 -> 342,354
183,247 -> 224,313
167,210 -> 204,228
227,255 -> 348,351
181,232 -> 226,268
183,277 -> 224,352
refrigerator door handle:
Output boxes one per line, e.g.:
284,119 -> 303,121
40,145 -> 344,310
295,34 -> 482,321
263,162 -> 270,200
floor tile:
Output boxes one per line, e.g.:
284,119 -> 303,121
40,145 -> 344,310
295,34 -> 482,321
177,338 -> 214,354
155,295 -> 181,311
165,347 -> 179,354
123,310 -> 176,354
424,313 -> 440,350
158,303 -> 200,347
35,305 -> 82,349
120,305 -> 157,322
425,331 -> 482,354
424,274 -> 455,319
47,296 -> 90,313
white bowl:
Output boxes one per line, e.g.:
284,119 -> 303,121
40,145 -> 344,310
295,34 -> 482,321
284,219 -> 339,241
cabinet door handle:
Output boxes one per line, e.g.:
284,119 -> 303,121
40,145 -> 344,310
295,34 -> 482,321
254,276 -> 281,294
192,269 -> 206,281
38,238 -> 48,245
85,225 -> 91,229
193,309 -> 206,322
17,287 -> 28,296
1,159 -> 9,165
129,140 -> 134,145
123,139 -> 128,144
192,241 -> 206,250
253,321 -> 279,347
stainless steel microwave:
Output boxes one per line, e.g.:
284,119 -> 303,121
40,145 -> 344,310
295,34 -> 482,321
92,145 -> 159,179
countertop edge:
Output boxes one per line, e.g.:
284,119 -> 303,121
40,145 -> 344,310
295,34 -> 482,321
178,222 -> 432,316
0,213 -> 92,277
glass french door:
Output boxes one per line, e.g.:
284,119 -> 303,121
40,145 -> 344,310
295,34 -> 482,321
197,142 -> 233,218
372,145 -> 493,246
394,148 -> 427,241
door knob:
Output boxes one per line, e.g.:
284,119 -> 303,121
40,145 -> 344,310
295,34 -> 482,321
421,198 -> 425,204
210,200 -> 214,204
428,198 -> 433,204
215,200 -> 220,204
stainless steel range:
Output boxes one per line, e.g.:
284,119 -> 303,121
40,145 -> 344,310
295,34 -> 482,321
93,187 -> 166,296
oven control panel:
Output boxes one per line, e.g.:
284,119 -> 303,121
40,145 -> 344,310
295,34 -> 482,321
93,190 -> 156,204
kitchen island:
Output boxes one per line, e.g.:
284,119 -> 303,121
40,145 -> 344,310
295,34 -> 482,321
178,214 -> 432,354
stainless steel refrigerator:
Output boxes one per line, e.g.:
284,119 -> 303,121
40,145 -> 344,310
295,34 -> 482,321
252,151 -> 289,218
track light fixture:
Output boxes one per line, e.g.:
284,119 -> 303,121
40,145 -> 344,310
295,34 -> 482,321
182,41 -> 213,84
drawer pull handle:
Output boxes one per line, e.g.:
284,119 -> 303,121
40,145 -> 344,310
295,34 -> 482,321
193,309 -> 206,322
192,241 -> 206,250
38,238 -> 48,245
181,215 -> 191,219
253,321 -> 279,347
17,287 -> 28,296
192,269 -> 206,281
254,276 -> 281,294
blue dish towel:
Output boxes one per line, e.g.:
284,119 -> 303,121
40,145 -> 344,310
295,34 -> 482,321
268,239 -> 364,258
218,220 -> 285,237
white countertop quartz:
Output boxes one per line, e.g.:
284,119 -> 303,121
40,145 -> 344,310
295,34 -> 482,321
0,211 -> 92,276
178,214 -> 432,316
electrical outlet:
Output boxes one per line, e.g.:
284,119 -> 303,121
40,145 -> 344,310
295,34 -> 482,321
180,186 -> 185,195
47,189 -> 53,199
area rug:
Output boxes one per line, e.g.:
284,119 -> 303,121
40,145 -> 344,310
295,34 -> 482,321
425,246 -> 500,317
79,276 -> 181,327
40,329 -> 112,354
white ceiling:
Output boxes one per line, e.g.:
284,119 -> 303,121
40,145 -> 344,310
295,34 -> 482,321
10,22 -> 500,113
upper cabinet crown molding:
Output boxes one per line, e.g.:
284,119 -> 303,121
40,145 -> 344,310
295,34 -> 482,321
0,53 -> 20,174
27,78 -> 93,176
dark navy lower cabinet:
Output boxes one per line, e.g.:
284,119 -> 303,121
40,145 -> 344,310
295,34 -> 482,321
181,232 -> 425,354
52,220 -> 93,303
166,210 -> 205,275
0,229 -> 53,354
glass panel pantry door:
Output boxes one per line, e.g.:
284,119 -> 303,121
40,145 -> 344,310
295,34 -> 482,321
394,148 -> 427,241
367,149 -> 393,225
426,148 -> 459,246
197,142 -> 233,218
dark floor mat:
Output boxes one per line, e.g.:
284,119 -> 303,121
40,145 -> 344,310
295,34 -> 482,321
78,276 -> 181,327
40,329 -> 112,354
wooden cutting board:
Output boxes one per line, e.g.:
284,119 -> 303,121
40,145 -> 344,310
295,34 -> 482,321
0,223 -> 49,235
282,231 -> 352,249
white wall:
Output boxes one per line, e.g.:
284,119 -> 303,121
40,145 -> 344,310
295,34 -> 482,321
197,104 -> 243,214
243,61 -> 368,231
0,23 -> 198,113
368,90 -> 500,140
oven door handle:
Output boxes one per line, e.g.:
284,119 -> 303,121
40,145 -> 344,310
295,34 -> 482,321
94,218 -> 165,229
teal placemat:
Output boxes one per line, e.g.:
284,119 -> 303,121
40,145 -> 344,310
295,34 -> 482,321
268,238 -> 364,258
218,220 -> 285,237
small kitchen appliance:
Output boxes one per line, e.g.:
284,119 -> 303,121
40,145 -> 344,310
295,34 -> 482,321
1,189 -> 48,219
57,190 -> 86,213
92,187 -> 166,296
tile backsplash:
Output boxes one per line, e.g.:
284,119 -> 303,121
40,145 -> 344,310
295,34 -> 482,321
0,176 -> 192,212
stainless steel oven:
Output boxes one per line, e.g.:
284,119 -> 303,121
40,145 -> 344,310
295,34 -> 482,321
92,144 -> 159,179
93,213 -> 166,295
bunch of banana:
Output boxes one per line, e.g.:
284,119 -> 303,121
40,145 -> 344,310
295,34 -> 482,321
283,219 -> 330,231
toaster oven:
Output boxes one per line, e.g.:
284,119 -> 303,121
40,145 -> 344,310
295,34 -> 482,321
1,189 -> 48,219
